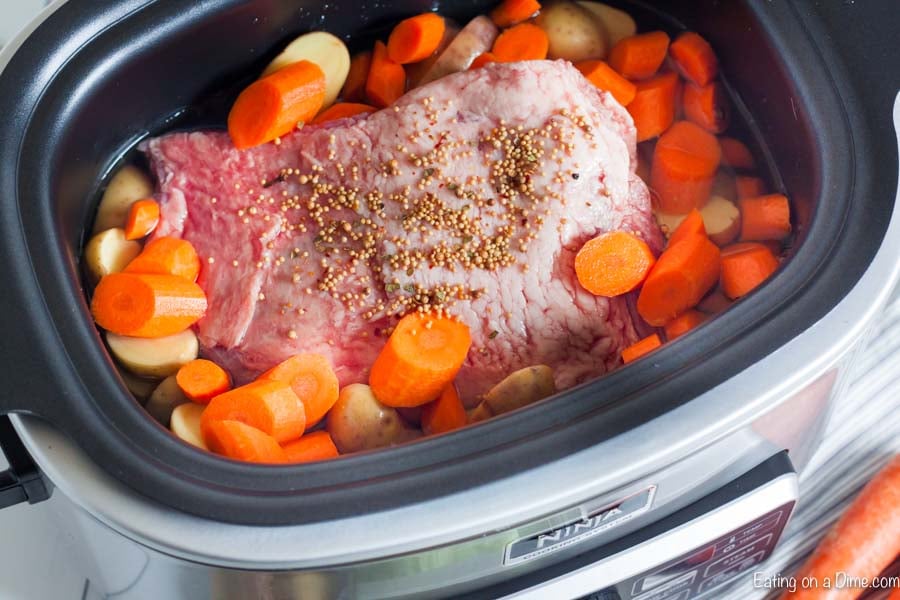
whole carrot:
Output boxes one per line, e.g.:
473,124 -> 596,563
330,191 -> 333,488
781,454 -> 900,600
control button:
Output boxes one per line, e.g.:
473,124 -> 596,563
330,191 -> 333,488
714,512 -> 781,554
633,572 -> 695,600
697,551 -> 766,594
705,534 -> 773,577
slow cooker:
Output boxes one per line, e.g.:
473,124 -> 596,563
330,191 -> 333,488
0,1 -> 897,598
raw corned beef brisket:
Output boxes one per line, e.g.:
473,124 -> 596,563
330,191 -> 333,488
144,60 -> 662,404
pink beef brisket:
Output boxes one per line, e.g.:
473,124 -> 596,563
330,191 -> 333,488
143,60 -> 662,404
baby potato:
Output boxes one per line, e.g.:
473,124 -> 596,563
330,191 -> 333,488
170,403 -> 208,450
84,227 -> 142,284
118,369 -> 159,402
470,365 -> 556,423
535,2 -> 608,62
145,375 -> 190,426
92,165 -> 154,234
327,384 -> 421,454
106,329 -> 199,379
577,1 -> 637,47
701,195 -> 742,246
262,31 -> 350,109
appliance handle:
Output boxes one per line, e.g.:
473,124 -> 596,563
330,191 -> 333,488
0,416 -> 50,509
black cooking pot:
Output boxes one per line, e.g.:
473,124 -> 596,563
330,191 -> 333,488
0,0 -> 895,526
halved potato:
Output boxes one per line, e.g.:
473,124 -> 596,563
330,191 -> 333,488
469,365 -> 556,423
262,31 -> 350,109
577,1 -> 637,47
654,210 -> 686,239
119,369 -> 159,402
84,227 -> 142,284
92,165 -> 154,234
170,403 -> 208,450
146,375 -> 190,426
535,2 -> 608,62
326,384 -> 421,454
701,195 -> 741,246
106,329 -> 199,378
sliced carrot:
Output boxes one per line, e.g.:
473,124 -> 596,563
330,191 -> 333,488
259,353 -> 339,429
739,193 -> 791,241
664,309 -> 706,341
720,242 -> 779,299
91,273 -> 207,338
492,23 -> 549,62
124,199 -> 160,240
124,236 -> 201,281
669,31 -> 718,86
176,359 -> 232,404
637,233 -> 721,326
366,41 -> 407,109
470,52 -> 499,70
421,384 -> 467,435
735,175 -> 765,200
388,13 -> 447,65
341,50 -> 372,102
575,231 -> 656,297
369,312 -> 471,408
781,455 -> 900,600
682,82 -> 729,134
491,0 -> 541,27
312,102 -> 376,124
651,120 -> 722,213
890,586 -> 900,600
576,60 -> 637,106
204,420 -> 287,464
608,31 -> 670,80
622,334 -> 662,364
228,60 -> 326,150
282,430 -> 339,463
697,287 -> 732,314
720,137 -> 756,170
628,72 -> 679,142
201,380 -> 305,443
667,208 -> 706,248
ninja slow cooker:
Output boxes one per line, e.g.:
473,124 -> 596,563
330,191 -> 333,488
0,1 -> 898,598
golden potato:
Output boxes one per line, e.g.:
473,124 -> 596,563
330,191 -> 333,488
469,365 -> 556,422
83,228 -> 142,284
327,384 -> 421,454
106,329 -> 198,378
146,375 -> 190,426
170,403 -> 208,450
92,165 -> 153,233
262,31 -> 350,109
577,1 -> 637,47
536,2 -> 608,62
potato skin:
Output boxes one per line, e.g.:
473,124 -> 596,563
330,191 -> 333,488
146,375 -> 190,426
577,1 -> 637,47
327,384 -> 421,454
84,227 -> 142,284
470,365 -> 556,422
535,2 -> 608,62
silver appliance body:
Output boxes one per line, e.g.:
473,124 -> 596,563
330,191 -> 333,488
2,1 -> 899,598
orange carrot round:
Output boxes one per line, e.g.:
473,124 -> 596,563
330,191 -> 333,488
388,13 -> 446,65
622,333 -> 662,364
720,242 -> 779,299
576,60 -> 637,106
735,176 -> 764,200
124,236 -> 201,281
667,208 -> 706,248
780,455 -> 900,600
91,272 -> 207,338
124,199 -> 160,241
669,31 -> 718,86
470,52 -> 499,70
342,50 -> 373,103
201,380 -> 305,444
628,72 -> 679,142
739,194 -> 791,241
651,120 -> 722,213
228,60 -> 326,150
259,353 -> 339,429
176,359 -> 232,404
720,137 -> 756,170
369,312 -> 471,408
608,31 -> 670,80
637,233 -> 721,326
664,309 -> 706,340
282,430 -> 339,463
491,0 -> 542,27
366,41 -> 407,108
204,420 -> 287,464
312,102 -> 376,124
682,82 -> 729,134
574,231 -> 656,297
492,23 -> 549,62
421,384 -> 467,435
